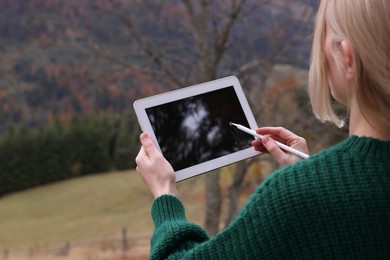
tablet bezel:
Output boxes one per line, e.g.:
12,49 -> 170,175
133,76 -> 260,182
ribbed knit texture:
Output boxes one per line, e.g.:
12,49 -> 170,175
149,136 -> 390,259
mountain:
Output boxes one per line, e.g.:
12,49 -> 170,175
0,0 -> 317,133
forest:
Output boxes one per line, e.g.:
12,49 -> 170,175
0,0 -> 318,132
0,0 -> 348,235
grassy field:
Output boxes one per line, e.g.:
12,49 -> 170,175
0,164 -> 264,259
0,170 -> 208,256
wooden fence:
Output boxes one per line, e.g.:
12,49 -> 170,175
2,228 -> 150,259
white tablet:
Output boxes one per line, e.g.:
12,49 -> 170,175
133,76 -> 260,182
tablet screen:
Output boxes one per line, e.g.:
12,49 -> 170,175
145,86 -> 253,171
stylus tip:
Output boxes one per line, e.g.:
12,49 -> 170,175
229,122 -> 233,126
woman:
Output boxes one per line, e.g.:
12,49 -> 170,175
135,0 -> 390,258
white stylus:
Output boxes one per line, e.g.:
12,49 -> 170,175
230,122 -> 309,159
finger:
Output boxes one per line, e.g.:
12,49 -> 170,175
262,136 -> 288,161
252,139 -> 269,153
135,146 -> 147,166
255,146 -> 270,153
256,127 -> 298,142
251,138 -> 263,148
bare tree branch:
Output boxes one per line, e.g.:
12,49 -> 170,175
82,2 -> 185,87
233,2 -> 315,79
213,0 -> 247,70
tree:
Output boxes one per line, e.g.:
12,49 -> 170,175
66,0 -> 317,235
64,116 -> 111,176
114,109 -> 140,170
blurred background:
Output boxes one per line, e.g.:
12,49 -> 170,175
0,0 -> 347,259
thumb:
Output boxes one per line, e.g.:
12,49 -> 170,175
140,133 -> 159,157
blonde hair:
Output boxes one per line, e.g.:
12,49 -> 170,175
309,0 -> 390,130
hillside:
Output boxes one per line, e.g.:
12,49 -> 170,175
0,0 -> 317,133
0,169 -> 210,258
0,170 -> 152,251
0,166 -> 262,259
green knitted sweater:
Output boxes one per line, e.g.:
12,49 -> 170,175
149,136 -> 390,259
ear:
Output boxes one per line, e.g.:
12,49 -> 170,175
341,40 -> 354,80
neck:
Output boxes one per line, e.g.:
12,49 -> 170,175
349,100 -> 390,141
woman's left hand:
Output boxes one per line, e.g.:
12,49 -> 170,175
135,133 -> 177,198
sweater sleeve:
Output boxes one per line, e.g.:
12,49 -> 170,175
149,171 -> 298,260
150,195 -> 209,260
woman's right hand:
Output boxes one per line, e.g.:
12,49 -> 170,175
252,127 -> 309,168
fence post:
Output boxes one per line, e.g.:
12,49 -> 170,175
55,241 -> 70,256
122,227 -> 129,252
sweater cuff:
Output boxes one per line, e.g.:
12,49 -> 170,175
151,194 -> 186,228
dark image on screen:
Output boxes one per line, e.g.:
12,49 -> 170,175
146,86 -> 254,171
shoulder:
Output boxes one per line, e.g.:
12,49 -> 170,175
249,135 -> 390,213
261,135 -> 390,186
